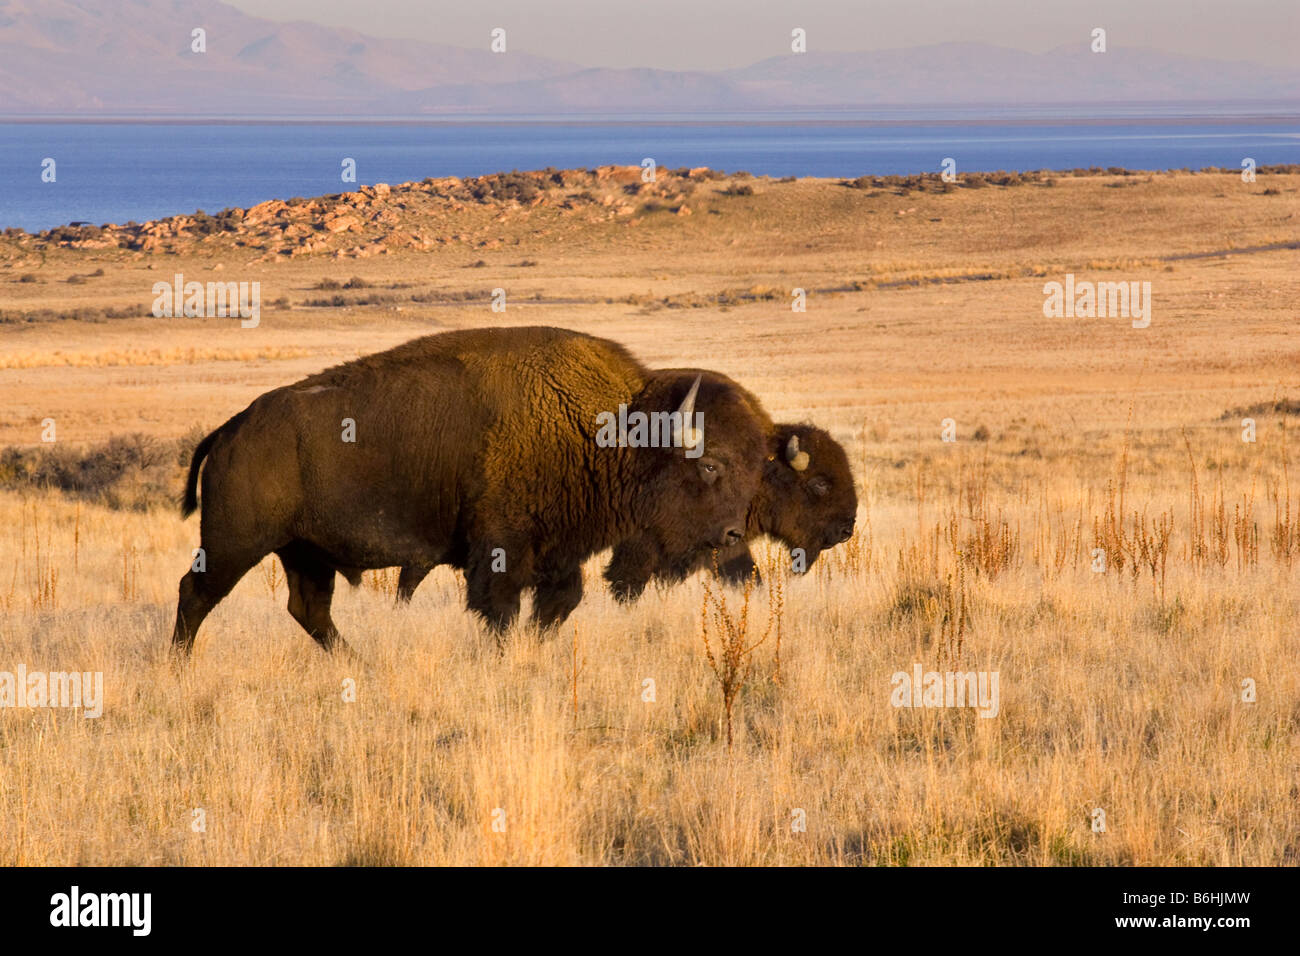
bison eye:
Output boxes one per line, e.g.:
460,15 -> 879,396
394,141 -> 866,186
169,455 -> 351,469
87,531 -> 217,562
698,460 -> 721,484
808,477 -> 830,497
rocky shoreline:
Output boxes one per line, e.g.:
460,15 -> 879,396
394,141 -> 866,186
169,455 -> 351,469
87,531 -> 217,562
2,165 -> 722,262
8,163 -> 1297,265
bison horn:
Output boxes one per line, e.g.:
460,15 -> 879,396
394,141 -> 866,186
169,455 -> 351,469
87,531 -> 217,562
673,375 -> 703,451
678,374 -> 701,419
785,434 -> 810,471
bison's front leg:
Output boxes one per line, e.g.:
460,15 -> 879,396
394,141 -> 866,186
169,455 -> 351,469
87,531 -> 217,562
396,564 -> 432,604
531,564 -> 583,631
465,544 -> 525,637
603,537 -> 658,604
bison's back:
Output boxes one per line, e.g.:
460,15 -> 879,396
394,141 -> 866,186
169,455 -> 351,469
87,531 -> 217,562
197,327 -> 650,570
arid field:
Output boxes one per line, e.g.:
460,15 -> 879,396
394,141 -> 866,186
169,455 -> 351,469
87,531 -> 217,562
0,166 -> 1297,865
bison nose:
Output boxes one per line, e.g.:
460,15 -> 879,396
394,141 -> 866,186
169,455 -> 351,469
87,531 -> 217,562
837,521 -> 855,542
721,526 -> 745,546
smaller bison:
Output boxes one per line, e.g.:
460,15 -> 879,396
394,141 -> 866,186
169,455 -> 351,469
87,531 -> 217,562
603,421 -> 858,602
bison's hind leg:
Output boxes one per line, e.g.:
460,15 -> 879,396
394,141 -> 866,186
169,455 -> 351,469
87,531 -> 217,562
171,548 -> 264,657
278,544 -> 353,656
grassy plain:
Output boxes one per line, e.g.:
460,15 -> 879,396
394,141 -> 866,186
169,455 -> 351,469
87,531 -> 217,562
1,168 -> 1297,864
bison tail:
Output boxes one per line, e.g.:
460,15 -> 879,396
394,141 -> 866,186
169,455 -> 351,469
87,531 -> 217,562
180,426 -> 222,519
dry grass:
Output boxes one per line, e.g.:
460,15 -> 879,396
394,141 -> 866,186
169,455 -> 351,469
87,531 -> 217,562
1,416 -> 1296,865
1,172 -> 1297,865
699,557 -> 783,750
0,345 -> 318,370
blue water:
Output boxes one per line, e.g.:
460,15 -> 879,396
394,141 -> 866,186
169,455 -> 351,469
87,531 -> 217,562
1,118 -> 1297,232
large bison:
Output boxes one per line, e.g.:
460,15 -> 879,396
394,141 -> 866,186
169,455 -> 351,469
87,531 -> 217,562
172,327 -> 769,654
386,371 -> 858,605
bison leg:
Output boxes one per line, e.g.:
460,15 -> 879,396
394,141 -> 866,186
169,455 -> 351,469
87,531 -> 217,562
465,549 -> 525,637
602,539 -> 659,605
716,543 -> 761,588
279,547 -> 352,655
531,564 -> 583,631
171,550 -> 262,656
395,564 -> 432,604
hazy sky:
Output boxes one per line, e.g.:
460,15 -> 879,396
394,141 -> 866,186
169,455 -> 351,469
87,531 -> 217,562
227,0 -> 1298,70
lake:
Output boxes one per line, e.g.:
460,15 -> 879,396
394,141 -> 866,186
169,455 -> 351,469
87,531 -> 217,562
1,116 -> 1297,232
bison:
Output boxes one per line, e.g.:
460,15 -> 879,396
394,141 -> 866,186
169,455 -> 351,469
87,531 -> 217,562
384,370 -> 858,605
172,327 -> 770,654
604,421 -> 858,601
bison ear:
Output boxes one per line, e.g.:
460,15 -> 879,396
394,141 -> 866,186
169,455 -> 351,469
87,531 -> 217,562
785,433 -> 810,472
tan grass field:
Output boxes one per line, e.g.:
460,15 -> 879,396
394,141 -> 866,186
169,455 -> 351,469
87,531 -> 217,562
0,169 -> 1297,864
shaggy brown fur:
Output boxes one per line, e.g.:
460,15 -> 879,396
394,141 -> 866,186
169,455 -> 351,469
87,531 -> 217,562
172,327 -> 769,654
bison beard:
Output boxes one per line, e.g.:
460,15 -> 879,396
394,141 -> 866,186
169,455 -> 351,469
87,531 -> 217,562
171,327 -> 767,654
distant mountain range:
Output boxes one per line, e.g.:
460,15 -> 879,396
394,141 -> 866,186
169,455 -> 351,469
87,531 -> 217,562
3,0 -> 1298,115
